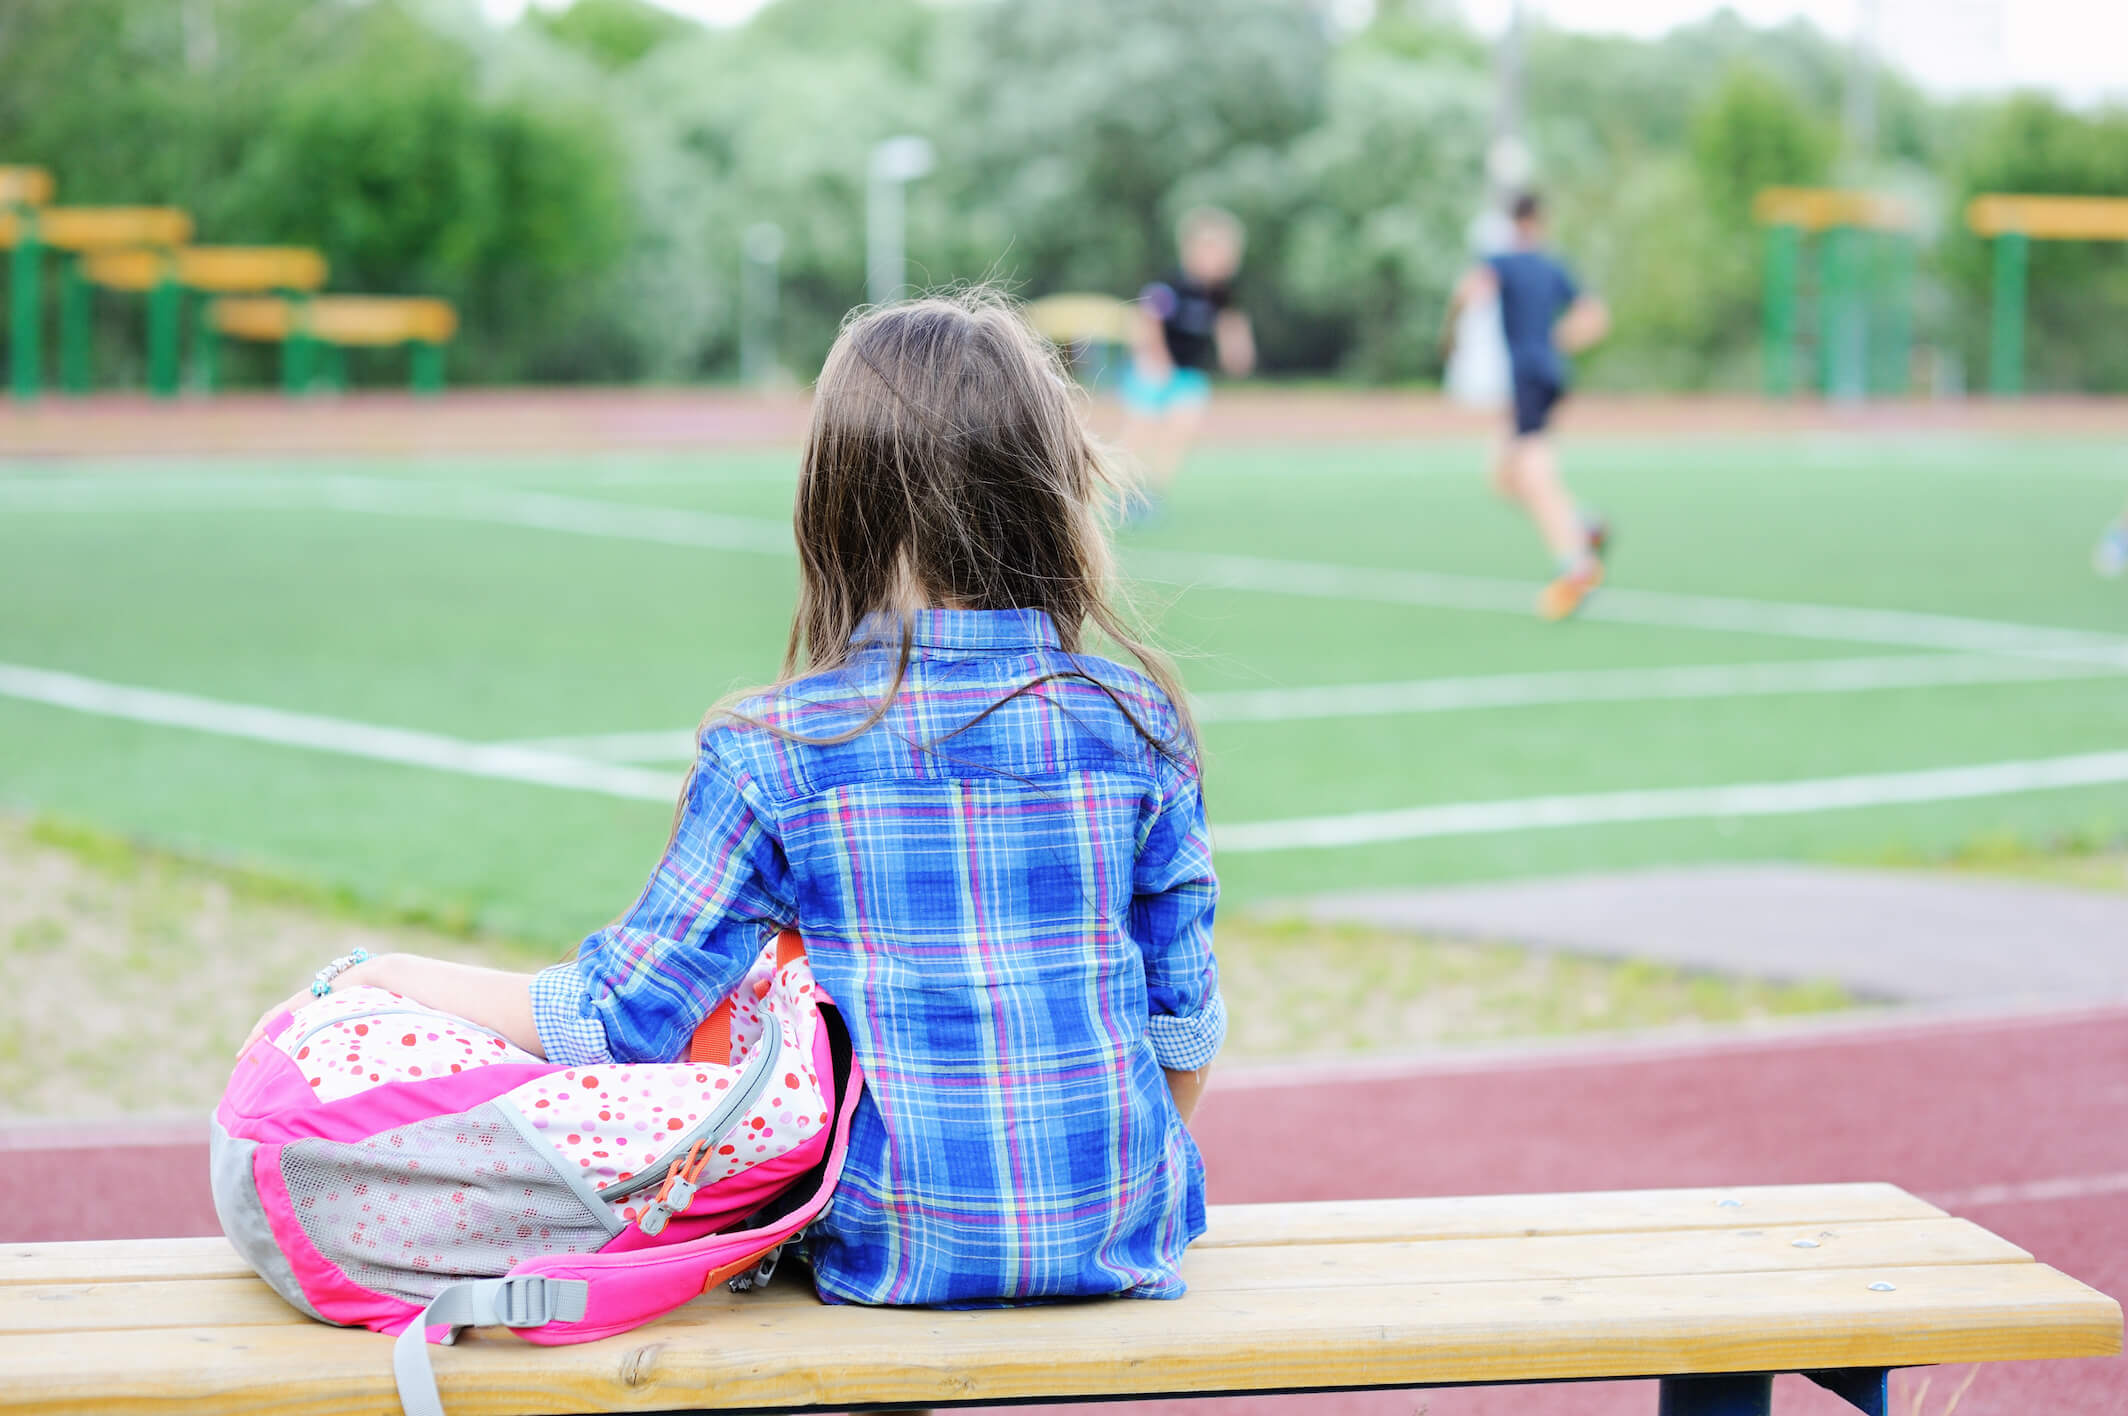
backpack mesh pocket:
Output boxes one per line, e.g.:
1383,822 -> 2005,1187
280,1102 -> 611,1305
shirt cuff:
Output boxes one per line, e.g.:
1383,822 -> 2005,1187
531,962 -> 614,1067
1147,989 -> 1226,1072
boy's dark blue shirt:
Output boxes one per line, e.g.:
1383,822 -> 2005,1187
1487,247 -> 1578,382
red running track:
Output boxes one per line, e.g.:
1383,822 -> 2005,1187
7,1007 -> 2123,1414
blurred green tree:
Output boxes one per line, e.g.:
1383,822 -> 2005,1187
220,4 -> 630,381
1944,96 -> 2128,392
1254,47 -> 1489,380
950,0 -> 1333,305
2,0 -> 2114,391
0,0 -> 630,385
528,0 -> 694,70
1690,65 -> 1836,229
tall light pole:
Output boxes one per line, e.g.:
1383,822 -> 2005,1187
1844,0 -> 1881,168
740,221 -> 783,388
1447,0 -> 1525,407
1488,0 -> 1527,219
866,135 -> 934,308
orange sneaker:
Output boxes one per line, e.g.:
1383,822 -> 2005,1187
1537,560 -> 1604,621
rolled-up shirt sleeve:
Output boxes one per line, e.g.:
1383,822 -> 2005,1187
1133,760 -> 1224,1072
533,735 -> 794,1066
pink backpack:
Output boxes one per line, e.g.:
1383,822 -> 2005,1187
212,932 -> 862,1416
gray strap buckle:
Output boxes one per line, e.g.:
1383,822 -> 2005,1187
489,1275 -> 572,1329
393,1276 -> 590,1416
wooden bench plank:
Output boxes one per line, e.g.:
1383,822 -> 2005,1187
0,1186 -> 1944,1286
208,295 -> 458,346
0,206 -> 192,251
1967,194 -> 2128,241
0,1236 -> 245,1287
0,1263 -> 2114,1416
178,246 -> 328,293
1197,1184 -> 1944,1247
305,297 -> 457,346
0,1219 -> 2032,1336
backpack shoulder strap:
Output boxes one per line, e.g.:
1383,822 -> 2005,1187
392,1276 -> 588,1416
688,930 -> 807,1065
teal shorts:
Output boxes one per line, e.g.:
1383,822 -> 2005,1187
1121,365 -> 1211,416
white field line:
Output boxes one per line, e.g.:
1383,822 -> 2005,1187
500,652 -> 2127,763
1212,749 -> 2128,854
1193,652 -> 2123,724
7,473 -> 2124,664
0,473 -> 793,555
1130,548 -> 2128,667
0,663 -> 678,803
6,660 -> 2124,850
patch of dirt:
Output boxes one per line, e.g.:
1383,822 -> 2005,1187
0,814 -> 1854,1119
0,817 -> 534,1119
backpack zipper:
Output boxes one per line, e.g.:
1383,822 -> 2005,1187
284,1002 -> 517,1057
599,1020 -> 784,1203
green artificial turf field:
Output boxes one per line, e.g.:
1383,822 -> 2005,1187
2,433 -> 2124,947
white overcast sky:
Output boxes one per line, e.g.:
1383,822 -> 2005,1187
480,0 -> 2128,104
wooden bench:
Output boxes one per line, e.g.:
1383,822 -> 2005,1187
2,1184 -> 2115,1415
1,204 -> 194,401
210,294 -> 459,395
75,245 -> 330,397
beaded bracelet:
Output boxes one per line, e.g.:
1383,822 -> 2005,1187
310,947 -> 373,998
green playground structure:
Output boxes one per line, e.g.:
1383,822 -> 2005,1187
1752,187 -> 1916,402
1,162 -> 456,400
211,295 -> 456,396
1965,194 -> 2128,396
79,245 -> 328,395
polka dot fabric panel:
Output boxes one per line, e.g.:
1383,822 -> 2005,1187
498,939 -> 833,1216
275,987 -> 537,1102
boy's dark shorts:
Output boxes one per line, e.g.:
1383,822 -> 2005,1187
1510,368 -> 1564,437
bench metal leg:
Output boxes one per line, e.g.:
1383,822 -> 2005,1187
1807,1368 -> 1889,1415
1658,1373 -> 1772,1416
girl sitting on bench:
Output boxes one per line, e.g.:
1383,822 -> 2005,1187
245,289 -> 1225,1310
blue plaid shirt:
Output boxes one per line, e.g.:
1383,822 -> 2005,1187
532,608 -> 1223,1306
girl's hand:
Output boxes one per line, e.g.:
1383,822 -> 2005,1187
238,955 -> 396,1056
237,954 -> 544,1061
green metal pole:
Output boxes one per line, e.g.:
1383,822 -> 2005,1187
410,340 -> 444,395
147,275 -> 182,398
1989,230 -> 2027,397
9,214 -> 42,400
191,297 -> 219,394
58,254 -> 91,395
1814,228 -> 1835,396
1873,231 -> 1913,396
1820,225 -> 1866,402
282,292 -> 313,395
1762,223 -> 1800,398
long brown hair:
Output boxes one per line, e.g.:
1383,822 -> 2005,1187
725,287 -> 1195,758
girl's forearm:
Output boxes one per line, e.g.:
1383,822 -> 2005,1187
346,954 -> 545,1058
1164,1065 -> 1209,1125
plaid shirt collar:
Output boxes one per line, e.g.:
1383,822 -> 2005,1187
852,607 -> 1062,654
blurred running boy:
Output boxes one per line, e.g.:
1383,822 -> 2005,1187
1444,192 -> 1611,619
1122,207 -> 1255,509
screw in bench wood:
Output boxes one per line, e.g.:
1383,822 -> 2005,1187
1868,1281 -> 1896,1291
1793,1238 -> 1821,1248
1716,1197 -> 1742,1207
